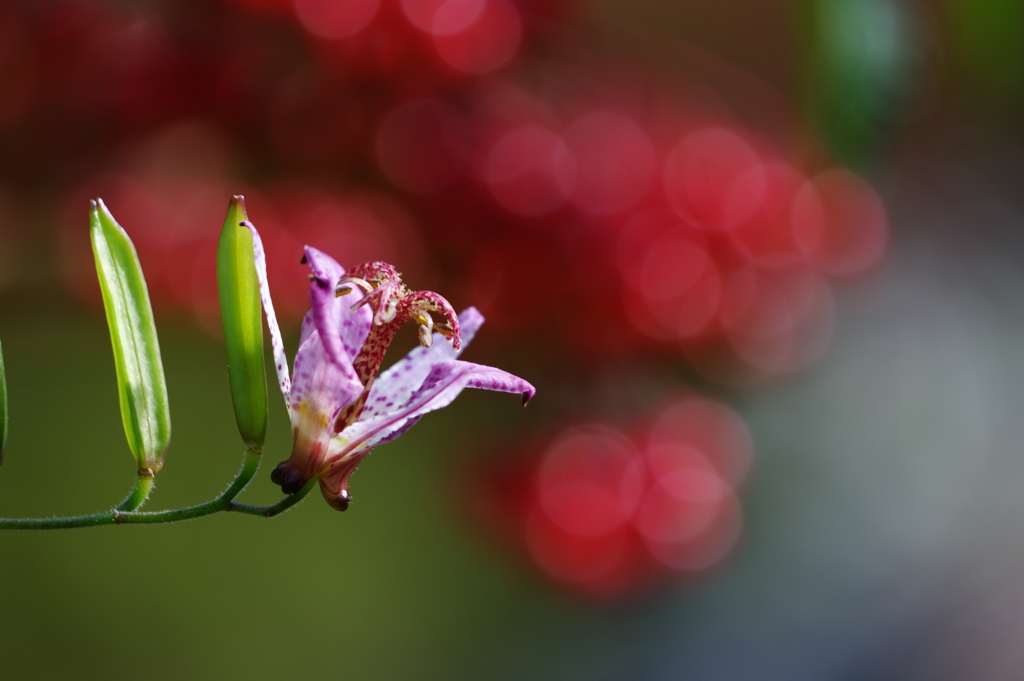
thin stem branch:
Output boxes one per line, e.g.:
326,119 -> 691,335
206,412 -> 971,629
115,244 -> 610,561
228,479 -> 315,517
0,447 -> 312,530
114,471 -> 156,512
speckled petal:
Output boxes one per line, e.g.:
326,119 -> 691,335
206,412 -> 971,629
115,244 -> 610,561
289,330 -> 364,422
360,307 -> 484,421
334,359 -> 534,457
299,310 -> 316,348
243,220 -> 290,401
305,246 -> 373,366
274,328 -> 366,489
337,301 -> 372,365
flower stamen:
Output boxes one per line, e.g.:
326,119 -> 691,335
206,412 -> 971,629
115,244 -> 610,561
336,276 -> 373,297
378,285 -> 400,324
414,310 -> 434,348
348,287 -> 382,313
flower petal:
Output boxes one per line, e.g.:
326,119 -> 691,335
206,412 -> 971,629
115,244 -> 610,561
305,246 -> 373,367
305,246 -> 346,365
316,455 -> 363,511
359,307 -> 483,420
338,305 -> 373,364
299,310 -> 316,348
273,327 -> 367,492
317,308 -> 532,511
289,330 -> 364,422
301,305 -> 372,366
243,220 -> 291,401
336,359 -> 534,456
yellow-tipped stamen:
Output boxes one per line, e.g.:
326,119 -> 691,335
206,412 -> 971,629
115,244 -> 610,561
336,277 -> 373,297
379,294 -> 399,324
415,311 -> 435,348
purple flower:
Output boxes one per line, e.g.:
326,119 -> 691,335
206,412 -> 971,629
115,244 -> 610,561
243,221 -> 535,511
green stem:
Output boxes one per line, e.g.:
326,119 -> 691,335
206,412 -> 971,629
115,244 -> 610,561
0,447 -> 312,530
228,479 -> 315,517
114,471 -> 156,512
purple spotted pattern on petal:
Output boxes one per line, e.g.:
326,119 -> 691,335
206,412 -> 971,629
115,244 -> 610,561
362,307 -> 484,420
335,295 -> 372,366
245,220 -> 534,511
316,350 -> 535,508
299,310 -> 316,348
326,357 -> 535,471
275,329 -> 363,484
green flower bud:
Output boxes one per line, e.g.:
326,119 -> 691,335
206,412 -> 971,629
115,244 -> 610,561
217,196 -> 268,450
90,199 -> 171,473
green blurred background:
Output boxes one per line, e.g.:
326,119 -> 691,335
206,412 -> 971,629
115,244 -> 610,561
0,302 -> 548,679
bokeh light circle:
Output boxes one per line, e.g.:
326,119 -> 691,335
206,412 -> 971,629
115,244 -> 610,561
664,127 -> 767,230
563,111 -> 656,215
294,0 -> 380,39
433,0 -> 521,73
635,446 -> 728,545
536,425 -> 645,537
728,161 -> 808,267
401,0 -> 486,35
485,125 -> 576,216
646,397 -> 754,486
792,169 -> 888,276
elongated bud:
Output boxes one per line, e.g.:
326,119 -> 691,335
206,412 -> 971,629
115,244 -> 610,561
90,199 -> 171,474
0,335 -> 7,465
217,196 -> 268,450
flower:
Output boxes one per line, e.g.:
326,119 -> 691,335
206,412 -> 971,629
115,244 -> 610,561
243,220 -> 535,510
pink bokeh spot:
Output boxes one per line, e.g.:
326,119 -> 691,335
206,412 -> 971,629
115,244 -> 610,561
629,262 -> 723,341
646,397 -> 754,486
644,494 -> 742,573
636,450 -> 728,545
718,268 -> 796,339
433,0 -> 521,73
536,426 -> 645,537
526,506 -> 634,592
294,0 -> 380,39
637,234 -> 712,301
485,125 -> 576,216
482,393 -> 755,594
792,169 -> 888,276
728,161 -> 808,267
401,0 -> 486,35
664,127 -> 767,231
564,111 -> 656,216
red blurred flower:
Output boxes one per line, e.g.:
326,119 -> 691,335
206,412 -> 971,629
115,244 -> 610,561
470,395 -> 753,598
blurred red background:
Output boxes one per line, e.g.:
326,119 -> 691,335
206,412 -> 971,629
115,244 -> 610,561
4,0 -> 1012,599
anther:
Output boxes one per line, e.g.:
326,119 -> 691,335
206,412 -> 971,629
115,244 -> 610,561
336,277 -> 373,298
415,311 -> 435,348
379,295 -> 399,324
418,325 -> 433,348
